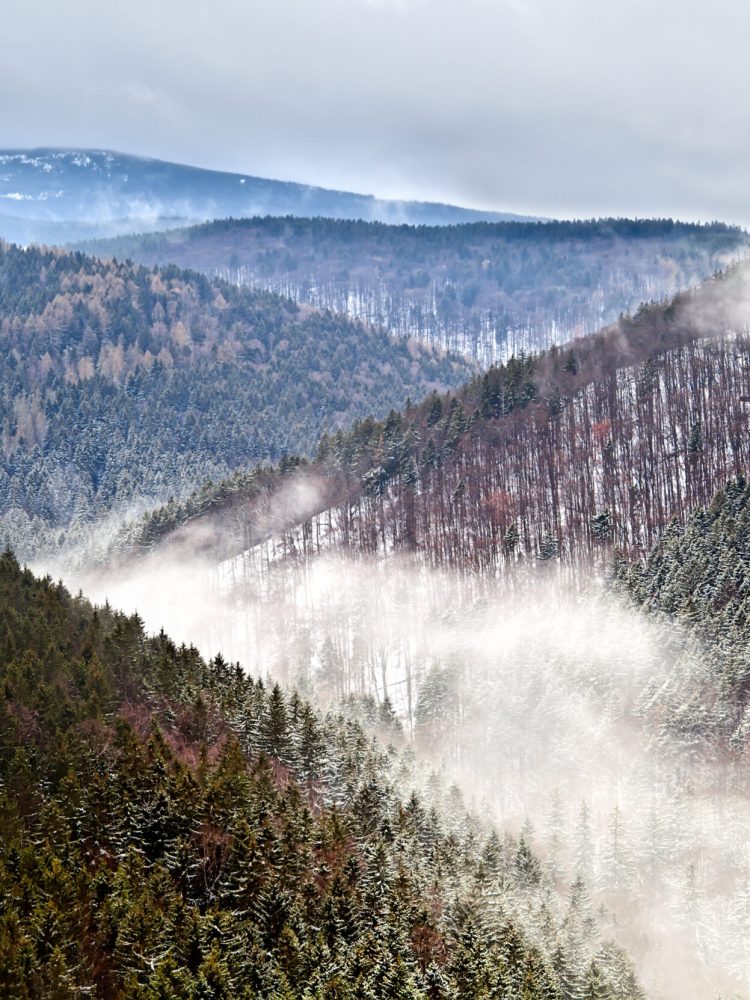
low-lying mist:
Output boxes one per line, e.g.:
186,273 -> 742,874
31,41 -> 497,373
18,243 -> 750,1000
42,525 -> 750,1000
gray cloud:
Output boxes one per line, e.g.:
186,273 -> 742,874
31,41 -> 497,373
0,0 -> 747,223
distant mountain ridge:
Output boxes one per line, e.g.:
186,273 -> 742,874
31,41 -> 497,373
0,148 -> 538,245
81,215 -> 748,365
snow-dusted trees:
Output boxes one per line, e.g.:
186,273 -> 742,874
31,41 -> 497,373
0,242 -> 474,560
87,215 -> 747,367
123,260 -> 750,581
0,552 -> 647,999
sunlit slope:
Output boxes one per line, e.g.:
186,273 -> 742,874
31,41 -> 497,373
0,242 -> 474,559
117,259 -> 750,570
80,216 -> 747,364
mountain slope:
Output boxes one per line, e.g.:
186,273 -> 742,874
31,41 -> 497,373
618,476 -> 750,748
114,260 -> 750,570
79,216 -> 748,364
0,550 -> 643,999
87,268 -> 750,999
0,148 -> 536,246
0,242 -> 474,559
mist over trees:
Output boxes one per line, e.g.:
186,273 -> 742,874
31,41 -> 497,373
0,148 -> 538,248
0,551 -> 648,999
62,255 -> 750,999
620,476 -> 750,746
5,177 -> 750,998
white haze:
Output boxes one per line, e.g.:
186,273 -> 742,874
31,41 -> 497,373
38,521 -> 750,1000
33,284 -> 750,999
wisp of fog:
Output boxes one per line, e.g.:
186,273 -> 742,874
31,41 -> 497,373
44,523 -> 750,1000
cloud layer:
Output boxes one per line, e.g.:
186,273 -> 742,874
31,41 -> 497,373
1,0 -> 747,223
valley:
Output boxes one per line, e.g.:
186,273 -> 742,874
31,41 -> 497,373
2,146 -> 750,1000
43,257 -> 750,999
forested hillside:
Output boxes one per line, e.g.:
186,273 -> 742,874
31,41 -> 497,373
0,242 -> 473,559
116,259 -> 750,571
0,550 -> 646,999
619,476 -> 750,748
91,393 -> 750,1000
86,474 -> 750,997
80,217 -> 747,364
15,224 -> 750,1000
8,175 -> 750,1000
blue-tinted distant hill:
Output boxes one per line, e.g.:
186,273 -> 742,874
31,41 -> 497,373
0,148 -> 537,245
79,215 -> 749,364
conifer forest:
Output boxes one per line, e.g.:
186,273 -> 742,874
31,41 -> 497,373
4,3 -> 750,998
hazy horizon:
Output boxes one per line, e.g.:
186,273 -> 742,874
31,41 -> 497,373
2,0 -> 749,226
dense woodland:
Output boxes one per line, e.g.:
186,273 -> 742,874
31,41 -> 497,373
82,257 -> 750,998
5,196 -> 750,1000
116,260 -> 750,573
0,242 -> 473,560
0,550 -> 647,999
80,217 -> 747,365
94,494 -> 750,998
619,476 -> 750,747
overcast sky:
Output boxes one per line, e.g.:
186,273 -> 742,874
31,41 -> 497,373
1,0 -> 747,223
